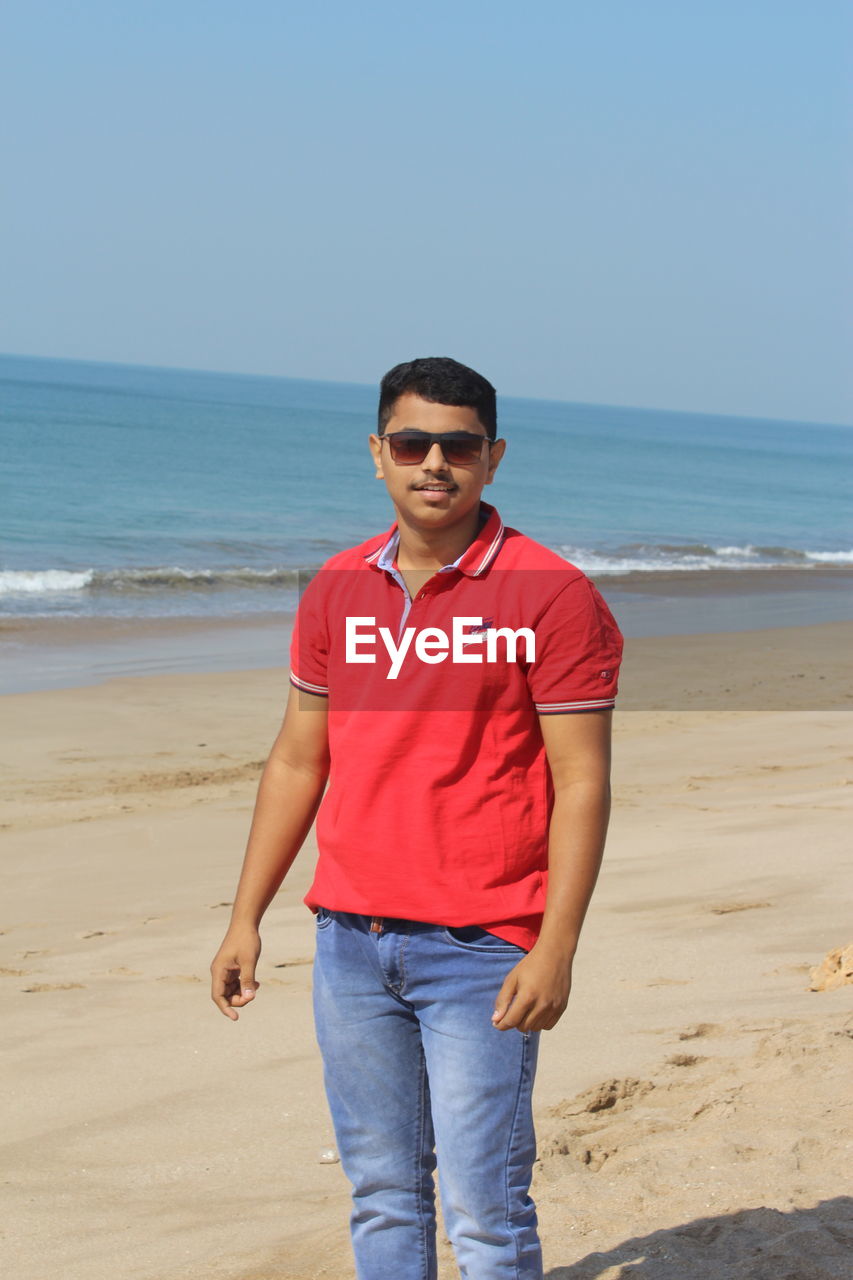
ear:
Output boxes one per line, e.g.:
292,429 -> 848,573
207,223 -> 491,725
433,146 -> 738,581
369,433 -> 385,478
484,438 -> 506,485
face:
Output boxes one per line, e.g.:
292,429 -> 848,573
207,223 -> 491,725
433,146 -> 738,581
369,393 -> 505,532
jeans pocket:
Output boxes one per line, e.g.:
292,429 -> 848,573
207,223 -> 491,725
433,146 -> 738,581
315,906 -> 334,929
443,925 -> 524,953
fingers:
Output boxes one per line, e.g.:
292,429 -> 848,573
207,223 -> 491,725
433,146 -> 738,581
232,957 -> 258,1005
491,962 -> 570,1032
210,953 -> 260,1020
211,962 -> 240,1019
493,994 -> 535,1032
495,995 -> 563,1033
491,969 -> 519,1029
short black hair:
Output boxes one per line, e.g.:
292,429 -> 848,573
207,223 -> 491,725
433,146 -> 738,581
378,357 -> 497,439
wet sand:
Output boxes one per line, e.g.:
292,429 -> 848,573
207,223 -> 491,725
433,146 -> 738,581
3,565 -> 852,694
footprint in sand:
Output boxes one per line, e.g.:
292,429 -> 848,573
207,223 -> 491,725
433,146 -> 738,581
549,1077 -> 655,1119
678,1022 -> 719,1040
709,901 -> 772,915
541,1078 -> 656,1173
22,982 -> 86,993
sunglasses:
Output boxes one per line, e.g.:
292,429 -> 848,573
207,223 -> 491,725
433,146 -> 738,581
380,430 -> 493,466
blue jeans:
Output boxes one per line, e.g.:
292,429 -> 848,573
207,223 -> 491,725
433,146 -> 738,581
312,910 -> 543,1280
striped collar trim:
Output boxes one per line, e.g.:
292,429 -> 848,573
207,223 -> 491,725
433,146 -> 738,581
362,504 -> 505,578
461,504 -> 505,577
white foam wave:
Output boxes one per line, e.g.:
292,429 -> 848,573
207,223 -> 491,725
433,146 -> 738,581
804,549 -> 853,563
97,566 -> 303,589
0,569 -> 94,595
556,544 -> 853,574
0,565 -> 303,598
714,546 -> 761,558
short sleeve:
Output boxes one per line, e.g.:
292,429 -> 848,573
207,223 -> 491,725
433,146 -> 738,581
289,573 -> 330,697
528,576 -> 622,713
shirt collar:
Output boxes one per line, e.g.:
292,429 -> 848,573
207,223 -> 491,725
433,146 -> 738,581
363,503 -> 505,578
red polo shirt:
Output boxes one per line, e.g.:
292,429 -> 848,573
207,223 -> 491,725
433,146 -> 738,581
290,504 -> 622,950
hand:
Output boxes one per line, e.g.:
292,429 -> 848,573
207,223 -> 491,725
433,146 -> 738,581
210,925 -> 261,1020
491,943 -> 573,1033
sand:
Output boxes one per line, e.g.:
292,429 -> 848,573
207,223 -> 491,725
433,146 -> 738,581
2,622 -> 852,1278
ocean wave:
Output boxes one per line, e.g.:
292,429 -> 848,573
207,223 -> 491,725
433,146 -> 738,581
0,569 -> 96,594
556,543 -> 853,574
0,566 -> 306,597
805,548 -> 853,563
2,544 -> 852,600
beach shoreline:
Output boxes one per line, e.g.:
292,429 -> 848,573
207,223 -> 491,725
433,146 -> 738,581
3,565 -> 853,696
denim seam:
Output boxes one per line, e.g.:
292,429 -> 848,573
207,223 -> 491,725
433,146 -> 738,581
397,925 -> 412,997
414,1046 -> 434,1280
503,1032 -> 536,1278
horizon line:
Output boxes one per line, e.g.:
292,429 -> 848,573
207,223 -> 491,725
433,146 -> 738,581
1,348 -> 850,433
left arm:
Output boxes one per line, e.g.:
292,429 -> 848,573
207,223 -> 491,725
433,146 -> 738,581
491,709 -> 613,1032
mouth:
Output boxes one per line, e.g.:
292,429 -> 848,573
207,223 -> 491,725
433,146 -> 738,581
411,482 -> 457,505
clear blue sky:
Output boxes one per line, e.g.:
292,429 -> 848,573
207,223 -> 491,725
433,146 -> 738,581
1,1 -> 850,423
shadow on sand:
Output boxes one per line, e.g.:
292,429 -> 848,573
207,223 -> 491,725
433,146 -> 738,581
546,1198 -> 852,1279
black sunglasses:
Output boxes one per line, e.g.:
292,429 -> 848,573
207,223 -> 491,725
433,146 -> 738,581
380,430 -> 493,467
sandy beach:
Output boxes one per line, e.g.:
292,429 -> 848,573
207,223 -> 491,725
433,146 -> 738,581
2,621 -> 852,1279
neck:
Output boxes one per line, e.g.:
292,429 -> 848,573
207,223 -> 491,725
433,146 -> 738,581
394,505 -> 483,572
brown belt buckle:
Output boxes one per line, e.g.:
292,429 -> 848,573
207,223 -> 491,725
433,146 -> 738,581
369,916 -> 384,934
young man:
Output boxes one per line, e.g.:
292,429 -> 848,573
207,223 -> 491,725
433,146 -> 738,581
210,357 -> 622,1280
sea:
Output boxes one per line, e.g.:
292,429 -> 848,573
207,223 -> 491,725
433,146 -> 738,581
2,353 -> 852,689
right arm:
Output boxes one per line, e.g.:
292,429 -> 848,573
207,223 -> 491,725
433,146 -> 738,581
210,686 -> 330,1020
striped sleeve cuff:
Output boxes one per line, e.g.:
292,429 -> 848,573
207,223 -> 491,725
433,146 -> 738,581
534,697 -> 616,714
290,671 -> 329,696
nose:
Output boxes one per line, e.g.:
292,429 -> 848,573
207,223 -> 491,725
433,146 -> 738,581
422,439 -> 450,469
